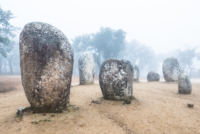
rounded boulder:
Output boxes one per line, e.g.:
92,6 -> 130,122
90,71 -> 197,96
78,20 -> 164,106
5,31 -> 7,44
178,73 -> 192,94
162,57 -> 181,82
20,22 -> 74,113
99,59 -> 133,100
78,51 -> 95,85
147,71 -> 160,81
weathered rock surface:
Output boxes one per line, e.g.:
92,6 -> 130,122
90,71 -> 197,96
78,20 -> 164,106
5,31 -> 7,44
99,59 -> 133,100
79,51 -> 95,85
147,71 -> 160,81
133,65 -> 139,81
20,22 -> 74,113
162,57 -> 181,82
178,73 -> 192,94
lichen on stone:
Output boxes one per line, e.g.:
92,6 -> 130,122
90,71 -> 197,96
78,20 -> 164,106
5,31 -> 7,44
20,22 -> 74,113
99,59 -> 133,100
78,51 -> 95,85
162,57 -> 181,82
178,73 -> 192,94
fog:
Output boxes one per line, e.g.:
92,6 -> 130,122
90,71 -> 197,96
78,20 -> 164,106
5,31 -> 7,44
0,0 -> 200,78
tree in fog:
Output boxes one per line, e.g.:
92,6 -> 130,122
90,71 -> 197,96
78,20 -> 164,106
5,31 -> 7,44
72,27 -> 126,69
177,46 -> 197,75
119,40 -> 157,71
0,6 -> 19,57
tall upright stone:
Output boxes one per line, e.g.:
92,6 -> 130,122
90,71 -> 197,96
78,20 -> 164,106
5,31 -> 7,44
99,59 -> 133,100
133,65 -> 140,81
178,73 -> 192,94
162,57 -> 181,82
78,51 -> 95,85
20,22 -> 74,113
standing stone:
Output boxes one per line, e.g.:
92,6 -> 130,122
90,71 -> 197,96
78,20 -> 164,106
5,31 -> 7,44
178,73 -> 192,94
99,59 -> 133,100
20,22 -> 74,113
133,65 -> 140,81
79,51 -> 95,85
147,71 -> 160,81
162,57 -> 181,82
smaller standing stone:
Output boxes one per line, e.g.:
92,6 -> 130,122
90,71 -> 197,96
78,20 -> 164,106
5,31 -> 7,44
147,71 -> 160,81
162,57 -> 181,82
79,51 -> 95,85
99,59 -> 133,100
178,73 -> 192,94
133,65 -> 140,81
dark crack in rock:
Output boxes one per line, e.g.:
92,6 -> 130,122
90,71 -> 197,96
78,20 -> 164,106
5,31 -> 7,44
20,22 -> 74,113
133,65 -> 140,81
147,71 -> 160,81
99,59 -> 133,100
178,73 -> 192,94
78,51 -> 95,85
162,57 -> 181,82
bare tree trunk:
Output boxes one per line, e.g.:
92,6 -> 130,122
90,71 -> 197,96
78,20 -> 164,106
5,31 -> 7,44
198,69 -> 200,78
188,66 -> 192,77
8,60 -> 13,74
4,62 -> 7,74
96,59 -> 101,70
0,55 -> 2,74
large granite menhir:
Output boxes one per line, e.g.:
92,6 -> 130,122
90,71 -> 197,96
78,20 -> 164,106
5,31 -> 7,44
99,59 -> 133,100
162,57 -> 181,82
20,22 -> 74,113
79,51 -> 95,85
133,65 -> 139,81
178,73 -> 192,94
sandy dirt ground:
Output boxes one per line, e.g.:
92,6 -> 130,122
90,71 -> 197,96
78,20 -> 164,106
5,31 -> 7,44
0,76 -> 200,134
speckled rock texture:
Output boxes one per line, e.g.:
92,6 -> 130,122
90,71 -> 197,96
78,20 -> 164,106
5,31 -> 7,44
79,51 -> 95,85
147,71 -> 160,81
133,65 -> 139,81
20,22 -> 74,113
162,57 -> 181,82
178,73 -> 192,94
99,59 -> 133,100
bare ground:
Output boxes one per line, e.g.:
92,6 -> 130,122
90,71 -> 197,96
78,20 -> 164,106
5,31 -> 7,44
0,76 -> 200,134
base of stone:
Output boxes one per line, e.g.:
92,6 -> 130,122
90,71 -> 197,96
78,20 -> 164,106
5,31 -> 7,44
79,82 -> 94,85
147,80 -> 160,82
178,89 -> 191,94
103,95 -> 134,101
31,105 -> 68,113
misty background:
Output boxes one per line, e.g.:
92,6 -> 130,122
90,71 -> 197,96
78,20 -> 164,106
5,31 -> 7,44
0,0 -> 200,78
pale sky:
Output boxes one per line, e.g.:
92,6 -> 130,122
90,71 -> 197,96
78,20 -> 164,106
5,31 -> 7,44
1,0 -> 200,53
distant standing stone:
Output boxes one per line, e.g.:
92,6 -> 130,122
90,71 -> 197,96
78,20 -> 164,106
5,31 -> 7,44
99,59 -> 133,100
178,73 -> 192,94
133,65 -> 140,81
79,51 -> 95,85
147,71 -> 160,81
20,22 -> 74,113
162,57 -> 181,82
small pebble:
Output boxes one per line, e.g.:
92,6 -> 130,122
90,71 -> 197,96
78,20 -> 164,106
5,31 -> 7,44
187,103 -> 194,108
